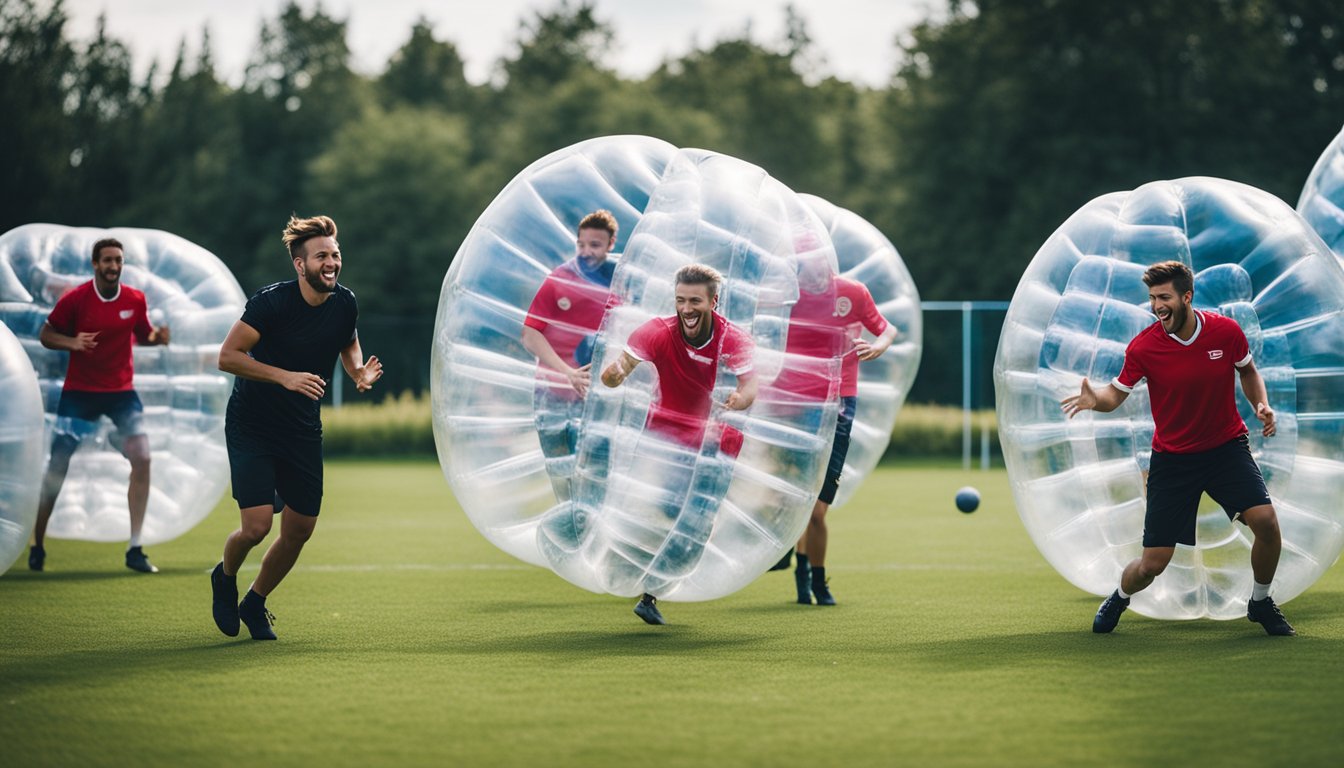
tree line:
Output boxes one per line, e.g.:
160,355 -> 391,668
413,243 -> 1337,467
3,0 -> 1341,399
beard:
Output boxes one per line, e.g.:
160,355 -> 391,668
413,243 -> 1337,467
680,310 -> 712,345
303,265 -> 337,294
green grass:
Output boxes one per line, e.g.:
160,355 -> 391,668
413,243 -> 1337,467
2,461 -> 1341,767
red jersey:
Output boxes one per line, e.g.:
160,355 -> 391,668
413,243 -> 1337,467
775,277 -> 889,399
523,259 -> 615,368
1113,310 -> 1251,454
46,280 -> 153,392
626,312 -> 755,454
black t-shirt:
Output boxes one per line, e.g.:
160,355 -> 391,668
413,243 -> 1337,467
226,280 -> 358,435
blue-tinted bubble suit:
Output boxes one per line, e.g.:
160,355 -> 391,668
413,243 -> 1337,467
799,194 -> 923,508
540,148 -> 840,600
432,136 -> 679,568
994,178 -> 1344,620
0,224 -> 244,543
0,322 -> 44,575
1298,123 -> 1344,267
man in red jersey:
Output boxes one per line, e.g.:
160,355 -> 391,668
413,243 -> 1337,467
769,245 -> 899,606
601,263 -> 757,624
1062,260 -> 1293,636
522,210 -> 619,501
30,237 -> 170,573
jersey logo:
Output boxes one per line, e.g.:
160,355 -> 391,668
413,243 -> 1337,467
119,310 -> 134,320
557,297 -> 572,311
834,297 -> 852,317
1208,350 -> 1223,360
685,349 -> 713,365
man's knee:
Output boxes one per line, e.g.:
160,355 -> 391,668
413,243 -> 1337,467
123,436 -> 151,469
1241,505 -> 1280,539
239,514 -> 272,544
1138,550 -> 1173,579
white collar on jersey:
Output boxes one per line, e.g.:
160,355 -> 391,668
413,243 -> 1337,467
94,281 -> 122,303
1167,309 -> 1203,346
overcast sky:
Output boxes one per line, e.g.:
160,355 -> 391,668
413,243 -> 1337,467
63,0 -> 938,87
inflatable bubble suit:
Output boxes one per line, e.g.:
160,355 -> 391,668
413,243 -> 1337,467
1298,123 -> 1344,266
0,322 -> 44,574
0,224 -> 245,544
434,135 -> 919,600
798,194 -> 923,509
994,177 -> 1344,620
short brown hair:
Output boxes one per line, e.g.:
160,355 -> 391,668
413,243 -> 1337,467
91,237 -> 122,262
578,209 -> 618,240
1143,260 -> 1194,296
282,214 -> 338,260
674,263 -> 723,299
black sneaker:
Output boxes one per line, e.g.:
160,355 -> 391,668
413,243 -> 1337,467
795,563 -> 812,605
634,593 -> 665,625
1093,590 -> 1129,633
239,597 -> 277,640
125,546 -> 159,574
28,545 -> 45,572
812,578 -> 837,606
1247,597 -> 1296,636
211,563 -> 240,637
768,548 -> 793,571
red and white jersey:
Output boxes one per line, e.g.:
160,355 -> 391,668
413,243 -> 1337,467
626,312 -> 755,454
775,277 -> 889,399
46,280 -> 153,392
523,259 -> 615,369
1114,310 -> 1251,454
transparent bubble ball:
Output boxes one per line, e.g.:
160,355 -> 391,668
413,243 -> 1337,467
433,136 -> 857,600
994,177 -> 1344,620
0,224 -> 245,544
1298,123 -> 1344,267
0,322 -> 44,574
800,194 -> 922,509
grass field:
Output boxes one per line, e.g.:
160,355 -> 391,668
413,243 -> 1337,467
2,460 -> 1342,767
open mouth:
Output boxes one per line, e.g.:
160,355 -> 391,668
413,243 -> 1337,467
321,269 -> 337,282
681,313 -> 701,332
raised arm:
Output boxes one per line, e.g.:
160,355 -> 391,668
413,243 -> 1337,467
217,320 -> 326,401
1237,359 -> 1276,437
522,325 -> 591,396
340,334 -> 383,393
1061,377 -> 1129,418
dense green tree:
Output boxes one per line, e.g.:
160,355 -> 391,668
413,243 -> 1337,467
379,18 -> 474,112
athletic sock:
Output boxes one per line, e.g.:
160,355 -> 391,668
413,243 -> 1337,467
1252,581 -> 1271,601
811,566 -> 827,588
1116,585 -> 1132,600
242,589 -> 266,608
795,553 -> 810,571
127,533 -> 142,550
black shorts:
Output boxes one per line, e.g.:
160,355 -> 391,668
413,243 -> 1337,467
54,389 -> 146,440
1143,435 -> 1271,547
819,396 -> 858,505
226,421 -> 324,517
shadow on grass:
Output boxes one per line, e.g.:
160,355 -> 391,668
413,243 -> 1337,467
451,626 -> 768,656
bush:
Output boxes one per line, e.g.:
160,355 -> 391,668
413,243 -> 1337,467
321,394 -> 999,461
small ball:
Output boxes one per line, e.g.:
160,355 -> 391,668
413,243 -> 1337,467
955,486 -> 980,514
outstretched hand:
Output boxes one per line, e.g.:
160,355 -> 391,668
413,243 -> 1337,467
354,355 -> 384,392
1255,401 -> 1276,438
567,363 -> 592,396
1060,378 -> 1099,419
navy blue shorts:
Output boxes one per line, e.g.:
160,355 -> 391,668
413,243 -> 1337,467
819,396 -> 858,505
1143,435 -> 1271,547
226,421 -> 324,517
53,389 -> 145,450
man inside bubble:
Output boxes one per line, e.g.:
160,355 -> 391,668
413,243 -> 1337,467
768,231 -> 899,606
600,263 -> 757,624
29,237 -> 171,574
1061,260 -> 1294,636
212,214 -> 384,640
521,210 -> 619,501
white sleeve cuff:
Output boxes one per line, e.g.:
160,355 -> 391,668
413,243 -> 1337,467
1234,352 -> 1253,368
1111,377 -> 1135,394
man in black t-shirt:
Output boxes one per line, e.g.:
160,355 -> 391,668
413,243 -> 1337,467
210,214 -> 383,640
